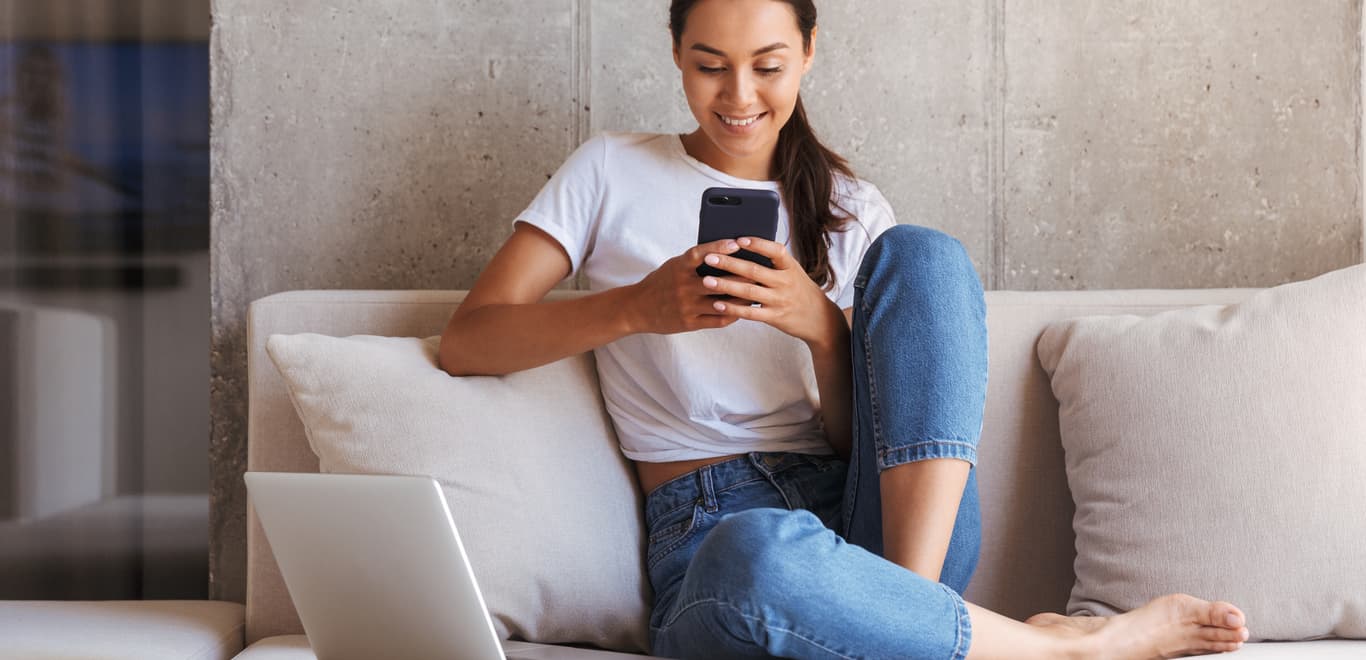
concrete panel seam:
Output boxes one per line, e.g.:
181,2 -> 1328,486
571,0 -> 580,147
1359,0 -> 1365,263
572,0 -> 592,291
987,0 -> 1006,289
574,0 -> 592,149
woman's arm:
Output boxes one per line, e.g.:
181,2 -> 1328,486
442,223 -> 742,376
439,223 -> 640,377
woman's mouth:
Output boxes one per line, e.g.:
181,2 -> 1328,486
716,111 -> 767,134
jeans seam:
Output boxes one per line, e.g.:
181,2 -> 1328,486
646,511 -> 693,548
859,297 -> 884,465
651,499 -> 697,521
878,441 -> 979,470
646,505 -> 702,570
752,467 -> 796,511
660,596 -> 859,660
648,476 -> 767,522
839,293 -> 876,540
942,583 -> 972,660
715,475 -> 769,495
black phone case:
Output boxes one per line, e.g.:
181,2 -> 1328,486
695,186 -> 780,279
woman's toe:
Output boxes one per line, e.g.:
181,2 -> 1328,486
1200,625 -> 1249,643
1194,599 -> 1245,629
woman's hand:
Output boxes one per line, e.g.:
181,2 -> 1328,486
625,238 -> 751,335
698,236 -> 844,349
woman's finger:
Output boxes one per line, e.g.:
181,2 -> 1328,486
701,252 -> 773,286
736,236 -> 796,270
710,297 -> 770,321
702,274 -> 773,306
690,239 -> 742,266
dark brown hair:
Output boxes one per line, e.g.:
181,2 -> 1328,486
669,0 -> 857,292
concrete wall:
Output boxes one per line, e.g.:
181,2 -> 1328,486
210,0 -> 1365,601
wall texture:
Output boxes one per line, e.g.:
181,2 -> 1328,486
210,0 -> 1365,601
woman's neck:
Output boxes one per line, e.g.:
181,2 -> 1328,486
681,130 -> 776,182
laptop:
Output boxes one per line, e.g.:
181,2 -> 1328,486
245,472 -> 640,660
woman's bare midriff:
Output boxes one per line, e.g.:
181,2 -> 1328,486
634,454 -> 746,497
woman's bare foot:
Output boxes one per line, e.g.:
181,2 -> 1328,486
1024,611 -> 1106,637
1026,594 -> 1249,659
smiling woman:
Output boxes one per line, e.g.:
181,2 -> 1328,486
670,0 -> 859,301
438,1 -> 1252,658
674,12 -> 809,167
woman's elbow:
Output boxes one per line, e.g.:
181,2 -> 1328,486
437,327 -> 468,377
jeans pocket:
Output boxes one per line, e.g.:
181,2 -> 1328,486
646,502 -> 703,569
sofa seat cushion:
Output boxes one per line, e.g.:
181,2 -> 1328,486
235,634 -> 668,658
0,600 -> 244,660
233,635 -> 313,659
230,634 -> 1366,659
1231,640 -> 1366,658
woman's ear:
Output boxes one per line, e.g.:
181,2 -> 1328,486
673,45 -> 682,70
802,25 -> 818,74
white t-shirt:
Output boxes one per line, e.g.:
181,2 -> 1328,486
513,131 -> 896,462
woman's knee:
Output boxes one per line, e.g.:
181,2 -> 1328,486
860,224 -> 979,290
689,508 -> 829,594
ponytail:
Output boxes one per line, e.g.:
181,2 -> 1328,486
773,92 -> 857,291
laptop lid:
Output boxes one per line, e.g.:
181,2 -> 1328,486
245,471 -> 505,660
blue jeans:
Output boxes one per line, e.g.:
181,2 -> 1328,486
645,225 -> 989,659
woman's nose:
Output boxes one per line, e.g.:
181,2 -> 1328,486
724,70 -> 757,106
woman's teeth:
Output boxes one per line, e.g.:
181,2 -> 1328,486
719,113 -> 764,126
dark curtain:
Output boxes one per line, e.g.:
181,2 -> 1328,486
0,0 -> 210,599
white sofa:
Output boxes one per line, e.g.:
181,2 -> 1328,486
232,288 -> 1365,658
4,286 -> 1363,658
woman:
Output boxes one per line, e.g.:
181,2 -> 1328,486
440,0 -> 1250,657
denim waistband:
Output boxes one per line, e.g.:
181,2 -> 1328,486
643,451 -> 835,523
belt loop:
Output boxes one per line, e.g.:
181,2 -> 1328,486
698,465 -> 719,513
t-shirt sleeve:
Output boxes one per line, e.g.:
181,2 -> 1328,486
512,133 -> 607,280
835,184 -> 898,309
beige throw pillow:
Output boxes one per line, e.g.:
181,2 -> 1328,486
1036,263 -> 1366,642
265,333 -> 651,652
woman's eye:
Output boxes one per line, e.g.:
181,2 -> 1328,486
697,66 -> 784,75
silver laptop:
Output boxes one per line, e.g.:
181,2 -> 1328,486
245,472 -> 638,660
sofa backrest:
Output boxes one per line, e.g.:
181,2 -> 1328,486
245,287 -> 1257,644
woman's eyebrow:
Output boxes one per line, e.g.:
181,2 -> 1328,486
689,42 -> 789,57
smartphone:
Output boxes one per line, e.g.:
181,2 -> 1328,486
695,186 -> 780,279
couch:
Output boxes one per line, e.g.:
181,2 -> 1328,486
236,286 -> 1366,659
4,286 -> 1362,659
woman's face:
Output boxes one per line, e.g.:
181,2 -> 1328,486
673,0 -> 816,166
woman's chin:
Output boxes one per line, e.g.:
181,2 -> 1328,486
703,129 -> 773,158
